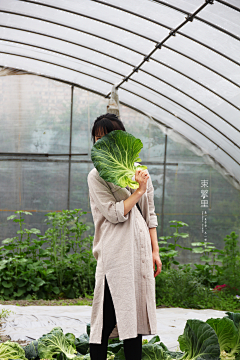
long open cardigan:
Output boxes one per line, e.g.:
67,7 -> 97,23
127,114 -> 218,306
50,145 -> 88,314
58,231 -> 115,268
87,166 -> 158,344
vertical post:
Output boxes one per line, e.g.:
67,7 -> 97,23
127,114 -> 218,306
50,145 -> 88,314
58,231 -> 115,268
160,134 -> 167,236
67,85 -> 74,210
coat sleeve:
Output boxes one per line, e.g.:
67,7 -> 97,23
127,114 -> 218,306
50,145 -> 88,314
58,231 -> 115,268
87,170 -> 129,224
146,172 -> 158,228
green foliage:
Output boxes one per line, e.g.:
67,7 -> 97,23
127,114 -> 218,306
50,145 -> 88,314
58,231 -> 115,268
178,319 -> 220,359
0,340 -> 27,360
191,241 -> 224,287
0,209 -> 96,301
158,220 -> 190,270
206,312 -> 240,359
206,317 -> 236,355
37,327 -> 77,360
74,334 -> 89,355
23,340 -> 38,360
220,232 -> 240,291
155,267 -> 209,309
91,130 -> 147,189
156,267 -> 240,311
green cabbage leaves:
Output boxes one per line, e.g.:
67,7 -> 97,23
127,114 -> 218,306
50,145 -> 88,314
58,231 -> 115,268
91,130 -> 147,189
206,312 -> 240,359
37,327 -> 78,360
0,340 -> 27,360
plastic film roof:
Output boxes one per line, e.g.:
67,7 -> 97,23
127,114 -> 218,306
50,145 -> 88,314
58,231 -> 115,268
0,0 -> 239,189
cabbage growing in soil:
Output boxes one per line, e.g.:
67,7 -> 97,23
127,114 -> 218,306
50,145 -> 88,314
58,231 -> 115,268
91,130 -> 147,189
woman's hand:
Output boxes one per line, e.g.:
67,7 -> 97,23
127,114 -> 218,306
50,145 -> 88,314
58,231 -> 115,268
135,169 -> 149,194
152,250 -> 162,278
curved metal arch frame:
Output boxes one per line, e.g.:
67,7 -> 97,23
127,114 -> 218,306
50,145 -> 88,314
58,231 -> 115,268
215,0 -> 240,12
0,55 -> 239,168
1,10 -> 238,89
0,13 -> 238,111
147,57 -> 239,111
0,25 -> 135,67
0,39 -> 125,77
91,0 -> 240,41
1,23 -> 239,91
1,39 -> 239,142
1,67 -> 239,189
1,24 -> 239,91
162,44 -> 239,88
120,87 -> 240,166
4,2 -> 239,66
148,0 -> 240,40
131,77 -> 240,145
1,36 -> 238,133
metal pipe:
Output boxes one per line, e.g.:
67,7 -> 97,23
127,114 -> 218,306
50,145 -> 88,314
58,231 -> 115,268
67,85 -> 74,210
160,134 -> 168,236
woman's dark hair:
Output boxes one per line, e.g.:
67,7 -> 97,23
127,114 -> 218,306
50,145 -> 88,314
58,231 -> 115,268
91,113 -> 126,144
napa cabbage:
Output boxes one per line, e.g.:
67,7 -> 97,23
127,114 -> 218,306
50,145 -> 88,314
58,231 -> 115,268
207,312 -> 240,359
0,340 -> 28,360
178,319 -> 220,360
37,326 -> 78,360
91,130 -> 147,189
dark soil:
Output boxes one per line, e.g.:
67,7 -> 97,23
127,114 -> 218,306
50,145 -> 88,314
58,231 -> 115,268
0,297 -> 93,307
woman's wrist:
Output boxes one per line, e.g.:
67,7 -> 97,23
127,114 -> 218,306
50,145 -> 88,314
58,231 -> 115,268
135,187 -> 145,196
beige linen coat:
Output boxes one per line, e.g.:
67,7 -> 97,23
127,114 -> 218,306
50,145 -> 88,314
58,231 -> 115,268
87,165 -> 158,344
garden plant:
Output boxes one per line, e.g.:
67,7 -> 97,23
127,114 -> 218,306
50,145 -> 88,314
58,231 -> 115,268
0,212 -> 240,312
0,210 -> 96,301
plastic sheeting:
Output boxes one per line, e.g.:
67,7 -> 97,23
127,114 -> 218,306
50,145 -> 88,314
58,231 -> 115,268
0,0 -> 239,189
0,304 -> 226,350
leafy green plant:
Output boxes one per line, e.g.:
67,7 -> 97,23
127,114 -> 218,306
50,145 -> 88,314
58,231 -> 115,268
220,231 -> 240,291
155,267 -> 240,311
158,220 -> 190,270
191,241 -> 224,287
91,130 -> 147,189
206,312 -> 240,359
38,327 -> 78,360
0,307 -> 14,321
155,267 -> 209,309
42,209 -> 95,297
178,319 -> 220,359
24,340 -> 38,360
0,209 -> 96,301
0,211 -> 47,300
0,340 -> 28,360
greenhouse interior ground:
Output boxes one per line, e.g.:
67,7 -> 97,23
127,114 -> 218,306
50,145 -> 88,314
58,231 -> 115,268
0,0 -> 240,359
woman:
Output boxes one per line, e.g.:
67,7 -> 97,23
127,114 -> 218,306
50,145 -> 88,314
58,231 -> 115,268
88,113 -> 162,360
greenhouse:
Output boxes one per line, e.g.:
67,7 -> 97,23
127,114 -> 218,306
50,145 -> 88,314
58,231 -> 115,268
0,0 -> 240,358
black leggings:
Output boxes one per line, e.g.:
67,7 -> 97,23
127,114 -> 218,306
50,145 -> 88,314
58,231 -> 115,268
89,275 -> 142,360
